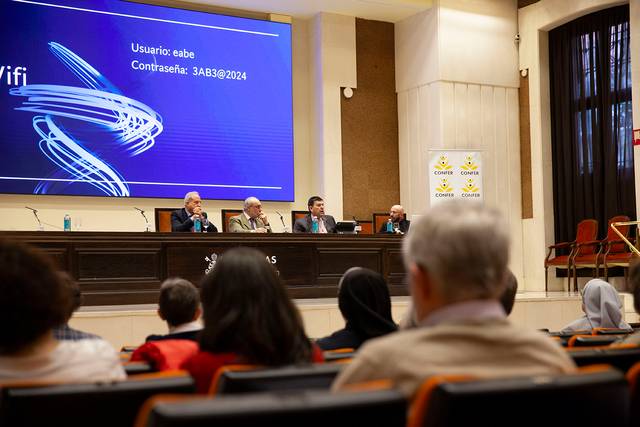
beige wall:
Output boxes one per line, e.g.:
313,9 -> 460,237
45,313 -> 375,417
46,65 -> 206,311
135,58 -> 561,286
395,0 -> 524,284
518,0 -> 635,291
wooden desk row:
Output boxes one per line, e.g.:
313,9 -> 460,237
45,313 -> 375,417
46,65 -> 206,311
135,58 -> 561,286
0,232 -> 408,306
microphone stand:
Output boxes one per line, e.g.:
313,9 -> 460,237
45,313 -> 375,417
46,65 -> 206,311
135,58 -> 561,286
134,207 -> 151,232
25,206 -> 44,231
275,211 -> 290,233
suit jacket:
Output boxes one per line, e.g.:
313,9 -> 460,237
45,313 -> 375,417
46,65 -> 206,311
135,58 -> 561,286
228,213 -> 272,233
171,208 -> 217,232
293,214 -> 337,233
332,317 -> 576,398
378,219 -> 411,234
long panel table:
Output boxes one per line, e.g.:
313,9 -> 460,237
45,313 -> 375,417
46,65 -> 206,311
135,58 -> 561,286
1,232 -> 408,305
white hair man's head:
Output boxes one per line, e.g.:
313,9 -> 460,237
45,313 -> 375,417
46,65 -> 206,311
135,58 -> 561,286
403,201 -> 510,322
243,196 -> 262,219
184,191 -> 200,206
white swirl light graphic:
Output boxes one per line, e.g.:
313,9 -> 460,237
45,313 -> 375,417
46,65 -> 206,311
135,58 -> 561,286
10,42 -> 163,196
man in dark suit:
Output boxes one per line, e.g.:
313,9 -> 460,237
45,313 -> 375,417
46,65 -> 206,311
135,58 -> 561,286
171,191 -> 217,232
293,196 -> 337,233
378,205 -> 410,234
146,278 -> 202,342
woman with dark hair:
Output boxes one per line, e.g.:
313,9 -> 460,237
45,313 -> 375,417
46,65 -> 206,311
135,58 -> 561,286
182,247 -> 322,393
0,240 -> 124,382
316,267 -> 397,351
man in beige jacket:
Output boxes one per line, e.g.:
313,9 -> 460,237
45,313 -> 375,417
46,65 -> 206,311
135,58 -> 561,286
332,201 -> 576,398
229,197 -> 271,233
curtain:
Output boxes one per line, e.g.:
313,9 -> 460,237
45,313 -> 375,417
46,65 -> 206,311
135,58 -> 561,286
549,5 -> 634,249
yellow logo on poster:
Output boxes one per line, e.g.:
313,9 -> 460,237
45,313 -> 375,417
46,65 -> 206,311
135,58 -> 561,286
434,155 -> 453,171
462,178 -> 479,193
436,178 -> 453,193
461,154 -> 478,171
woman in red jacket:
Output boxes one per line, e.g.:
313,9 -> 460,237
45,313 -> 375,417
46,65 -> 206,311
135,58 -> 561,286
182,247 -> 322,393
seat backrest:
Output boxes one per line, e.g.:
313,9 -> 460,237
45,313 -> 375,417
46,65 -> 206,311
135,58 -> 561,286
607,215 -> 631,253
357,220 -> 373,235
0,372 -> 195,427
575,219 -> 599,255
291,210 -> 308,229
627,361 -> 640,426
220,209 -> 243,232
143,388 -> 407,427
410,367 -> 629,427
155,208 -> 178,232
214,363 -> 344,395
372,213 -> 389,232
569,346 -> 640,372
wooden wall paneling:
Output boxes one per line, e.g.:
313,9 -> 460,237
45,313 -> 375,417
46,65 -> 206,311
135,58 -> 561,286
454,83 -> 468,147
481,85 -> 497,208
519,73 -> 533,218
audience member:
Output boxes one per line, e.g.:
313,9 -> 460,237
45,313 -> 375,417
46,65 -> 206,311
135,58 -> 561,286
293,196 -> 337,233
182,247 -> 322,393
316,267 -> 397,350
53,272 -> 101,341
229,197 -> 271,233
561,278 -> 631,333
0,240 -> 125,382
400,270 -> 519,330
332,201 -> 575,398
499,270 -> 518,316
623,260 -> 640,344
146,278 -> 202,342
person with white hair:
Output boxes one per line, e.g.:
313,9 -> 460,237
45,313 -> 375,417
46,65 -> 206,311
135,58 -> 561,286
228,197 -> 271,233
332,201 -> 575,398
171,191 -> 217,232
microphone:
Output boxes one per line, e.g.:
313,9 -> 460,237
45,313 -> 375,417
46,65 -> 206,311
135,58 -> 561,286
275,211 -> 290,233
25,206 -> 43,231
133,207 -> 150,232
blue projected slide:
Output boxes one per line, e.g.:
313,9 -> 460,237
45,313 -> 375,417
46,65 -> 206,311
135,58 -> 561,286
0,0 -> 294,201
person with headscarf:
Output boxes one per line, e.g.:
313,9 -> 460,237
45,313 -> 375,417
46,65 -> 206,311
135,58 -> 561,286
316,267 -> 398,350
561,279 -> 631,333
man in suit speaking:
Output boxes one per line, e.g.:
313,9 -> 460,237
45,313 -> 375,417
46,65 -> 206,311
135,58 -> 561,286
171,191 -> 217,232
229,197 -> 271,233
293,196 -> 337,233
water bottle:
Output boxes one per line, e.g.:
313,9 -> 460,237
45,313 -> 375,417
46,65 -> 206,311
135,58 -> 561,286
202,217 -> 209,233
193,217 -> 202,233
311,218 -> 319,233
386,218 -> 393,233
63,214 -> 72,231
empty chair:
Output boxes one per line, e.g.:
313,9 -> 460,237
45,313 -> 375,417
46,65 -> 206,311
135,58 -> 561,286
408,366 -> 629,427
0,371 -> 195,427
213,363 -> 344,395
139,388 -> 406,427
545,219 -> 598,292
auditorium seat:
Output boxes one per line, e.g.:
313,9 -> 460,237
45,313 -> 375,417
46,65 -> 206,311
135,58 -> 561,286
220,209 -> 242,232
0,371 -> 195,427
592,327 -> 634,336
626,361 -> 640,426
137,387 -> 406,427
407,366 -> 629,427
210,363 -> 344,395
568,345 -> 640,372
566,335 -> 620,347
323,348 -> 356,363
155,208 -> 178,232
